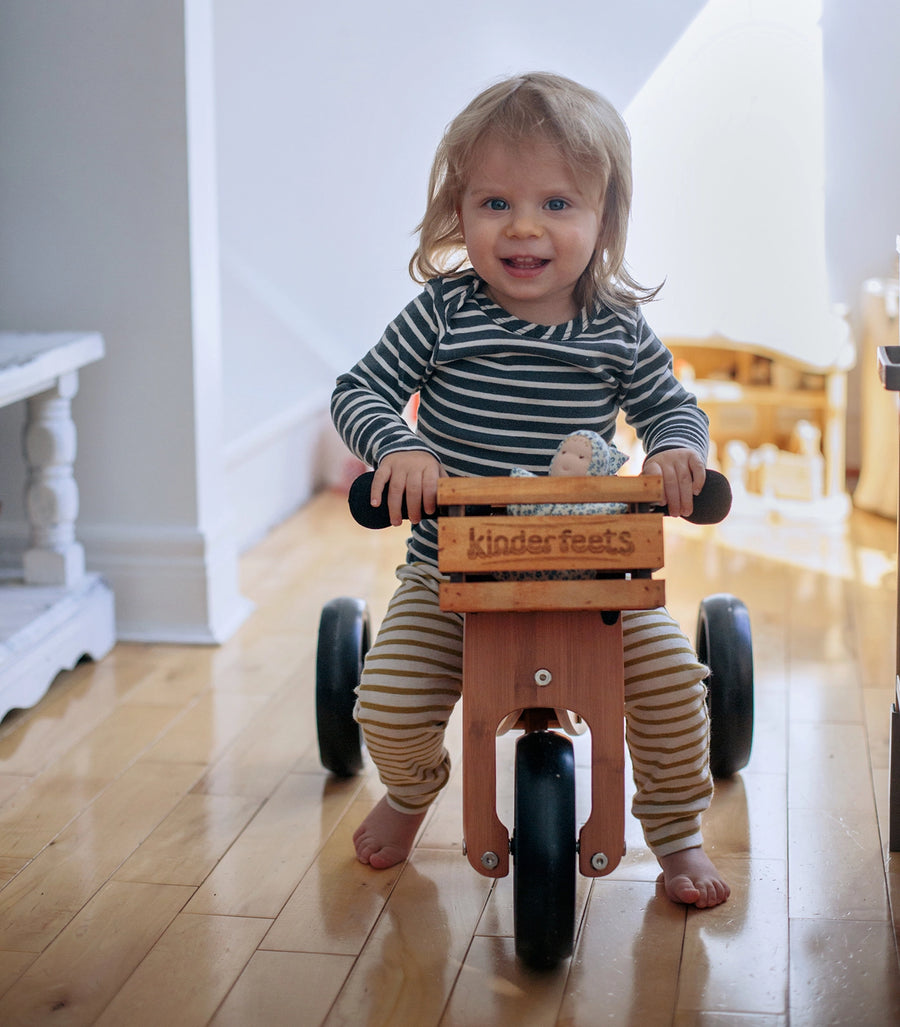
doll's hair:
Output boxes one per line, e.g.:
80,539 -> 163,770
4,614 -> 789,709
410,72 -> 660,311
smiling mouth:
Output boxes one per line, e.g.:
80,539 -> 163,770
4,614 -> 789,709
503,257 -> 549,269
501,257 -> 550,278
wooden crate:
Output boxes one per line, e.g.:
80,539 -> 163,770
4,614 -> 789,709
436,476 -> 666,613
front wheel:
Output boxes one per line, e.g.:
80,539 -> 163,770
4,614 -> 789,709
512,731 -> 577,970
316,597 -> 369,777
696,594 -> 754,778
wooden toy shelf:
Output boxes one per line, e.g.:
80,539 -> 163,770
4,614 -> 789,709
666,336 -> 848,502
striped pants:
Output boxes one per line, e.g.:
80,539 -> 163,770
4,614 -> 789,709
355,562 -> 713,857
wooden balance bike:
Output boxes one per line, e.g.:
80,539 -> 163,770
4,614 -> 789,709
316,471 -> 753,969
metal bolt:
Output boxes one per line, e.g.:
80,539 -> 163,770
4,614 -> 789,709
590,852 -> 609,871
534,668 -> 552,686
480,851 -> 500,870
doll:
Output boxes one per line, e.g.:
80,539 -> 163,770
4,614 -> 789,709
508,430 -> 629,516
503,430 -> 629,581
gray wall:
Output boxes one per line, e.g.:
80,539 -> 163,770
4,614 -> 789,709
0,0 -> 249,641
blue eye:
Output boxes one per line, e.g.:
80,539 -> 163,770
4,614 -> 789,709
485,198 -> 509,211
546,198 -> 568,211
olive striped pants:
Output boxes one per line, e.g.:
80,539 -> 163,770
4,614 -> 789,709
355,562 -> 713,858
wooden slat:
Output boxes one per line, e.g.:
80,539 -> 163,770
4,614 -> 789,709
559,880 -> 686,1023
113,793 -> 262,887
262,798 -> 404,956
439,577 -> 665,612
460,610 -> 626,881
94,912 -> 271,1027
438,512 -> 663,573
322,849 -> 493,1026
437,474 -> 664,506
441,934 -> 573,1025
0,880 -> 195,1025
184,771 -> 362,919
0,761 -> 202,953
209,950 -> 356,1027
0,703 -> 185,860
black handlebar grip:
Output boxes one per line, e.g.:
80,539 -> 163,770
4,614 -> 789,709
655,468 -> 732,524
348,471 -> 407,528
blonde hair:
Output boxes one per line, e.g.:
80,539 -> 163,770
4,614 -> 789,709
410,72 -> 660,311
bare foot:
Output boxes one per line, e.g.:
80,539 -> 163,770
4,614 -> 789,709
353,796 -> 426,869
657,847 -> 730,908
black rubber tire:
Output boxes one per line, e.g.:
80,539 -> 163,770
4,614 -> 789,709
316,597 -> 369,777
512,731 -> 577,970
696,593 -> 754,778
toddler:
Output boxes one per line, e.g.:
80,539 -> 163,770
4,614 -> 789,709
331,71 -> 729,908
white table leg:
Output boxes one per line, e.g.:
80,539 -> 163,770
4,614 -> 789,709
22,371 -> 86,586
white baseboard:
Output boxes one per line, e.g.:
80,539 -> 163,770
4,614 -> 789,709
75,519 -> 253,644
224,394 -> 344,552
0,518 -> 252,644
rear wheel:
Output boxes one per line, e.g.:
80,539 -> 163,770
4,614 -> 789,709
512,731 -> 577,970
316,597 -> 369,777
696,594 -> 754,778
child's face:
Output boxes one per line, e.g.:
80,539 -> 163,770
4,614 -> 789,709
458,136 -> 603,325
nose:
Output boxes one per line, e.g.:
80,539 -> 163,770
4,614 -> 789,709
505,209 -> 543,238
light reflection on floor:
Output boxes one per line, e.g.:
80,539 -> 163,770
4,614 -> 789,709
668,501 -> 897,590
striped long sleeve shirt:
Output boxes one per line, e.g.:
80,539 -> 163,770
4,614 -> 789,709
331,272 -> 709,565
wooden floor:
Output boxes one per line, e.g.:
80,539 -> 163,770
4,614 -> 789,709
0,490 -> 899,1025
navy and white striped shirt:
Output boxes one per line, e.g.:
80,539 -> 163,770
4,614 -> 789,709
332,272 -> 708,564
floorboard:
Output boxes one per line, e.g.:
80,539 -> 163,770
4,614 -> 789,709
0,490 -> 897,1024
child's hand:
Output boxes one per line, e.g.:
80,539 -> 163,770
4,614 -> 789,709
371,451 -> 443,526
642,448 -> 706,519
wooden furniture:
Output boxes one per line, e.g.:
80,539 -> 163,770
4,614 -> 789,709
430,472 -> 750,966
436,474 -> 666,883
0,332 -> 114,720
665,336 -> 849,505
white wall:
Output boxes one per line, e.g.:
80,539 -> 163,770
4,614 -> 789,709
0,0 -> 250,642
626,0 -> 847,367
823,0 -> 900,312
214,0 -> 707,395
212,0 -> 708,545
215,0 -> 899,521
823,0 -> 900,468
625,0 -> 900,347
